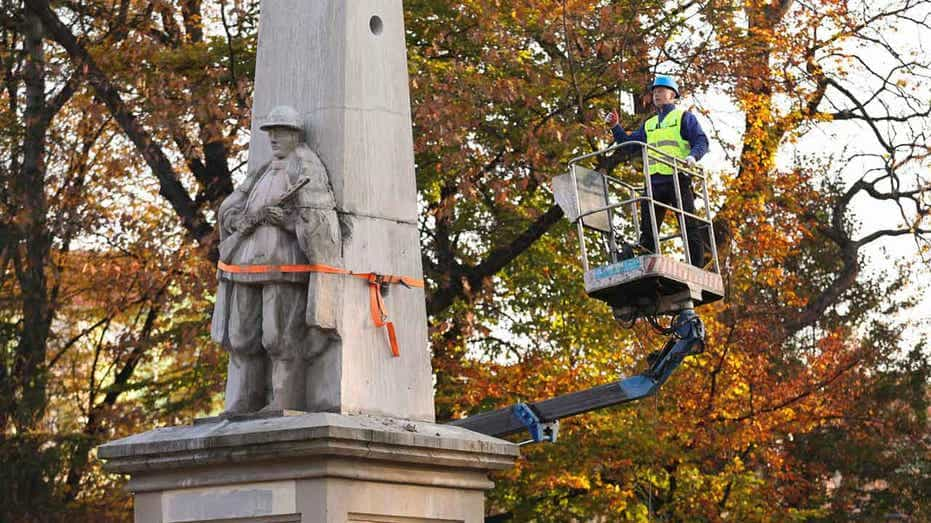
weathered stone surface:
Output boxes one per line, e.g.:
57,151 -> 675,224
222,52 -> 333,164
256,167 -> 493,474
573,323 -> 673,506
243,0 -> 432,421
99,413 -> 515,469
193,409 -> 309,426
99,414 -> 518,523
332,215 -> 432,419
249,1 -> 416,221
160,481 -> 296,522
298,215 -> 431,418
213,112 -> 343,415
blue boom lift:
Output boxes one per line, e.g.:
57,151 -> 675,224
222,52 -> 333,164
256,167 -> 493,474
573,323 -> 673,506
449,141 -> 724,444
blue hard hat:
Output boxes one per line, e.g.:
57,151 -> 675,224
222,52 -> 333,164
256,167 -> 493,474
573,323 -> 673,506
651,75 -> 679,97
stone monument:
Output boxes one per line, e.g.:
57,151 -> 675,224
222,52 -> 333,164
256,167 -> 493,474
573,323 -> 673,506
98,2 -> 518,522
211,104 -> 342,414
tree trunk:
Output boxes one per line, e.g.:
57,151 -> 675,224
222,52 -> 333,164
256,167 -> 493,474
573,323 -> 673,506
11,7 -> 53,432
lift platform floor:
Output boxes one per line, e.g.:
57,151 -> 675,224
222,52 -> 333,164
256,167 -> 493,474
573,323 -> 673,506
584,255 -> 723,317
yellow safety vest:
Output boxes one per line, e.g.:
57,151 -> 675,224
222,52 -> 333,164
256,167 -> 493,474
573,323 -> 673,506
644,108 -> 691,176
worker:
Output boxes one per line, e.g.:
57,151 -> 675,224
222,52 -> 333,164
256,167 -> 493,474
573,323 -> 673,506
605,75 -> 709,267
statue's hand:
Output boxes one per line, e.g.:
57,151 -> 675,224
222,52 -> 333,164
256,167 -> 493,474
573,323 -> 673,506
233,211 -> 262,233
230,213 -> 246,232
265,206 -> 285,226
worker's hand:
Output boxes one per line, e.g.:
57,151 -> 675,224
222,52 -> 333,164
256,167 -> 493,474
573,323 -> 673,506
684,155 -> 697,168
264,206 -> 285,226
604,110 -> 619,127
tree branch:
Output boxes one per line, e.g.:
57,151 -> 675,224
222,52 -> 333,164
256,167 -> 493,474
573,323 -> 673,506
24,0 -> 213,243
426,204 -> 564,315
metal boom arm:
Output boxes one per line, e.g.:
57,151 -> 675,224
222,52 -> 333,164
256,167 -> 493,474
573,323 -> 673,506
448,309 -> 705,443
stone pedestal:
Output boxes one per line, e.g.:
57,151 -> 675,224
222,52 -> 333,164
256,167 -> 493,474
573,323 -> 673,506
99,413 -> 518,523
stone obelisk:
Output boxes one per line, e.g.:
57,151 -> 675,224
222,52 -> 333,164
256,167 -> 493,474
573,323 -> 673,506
246,0 -> 433,421
98,2 -> 517,522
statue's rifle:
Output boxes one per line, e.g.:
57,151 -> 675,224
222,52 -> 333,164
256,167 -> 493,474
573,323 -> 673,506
219,177 -> 310,262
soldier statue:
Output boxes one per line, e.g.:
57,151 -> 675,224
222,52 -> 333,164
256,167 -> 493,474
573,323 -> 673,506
211,105 -> 341,414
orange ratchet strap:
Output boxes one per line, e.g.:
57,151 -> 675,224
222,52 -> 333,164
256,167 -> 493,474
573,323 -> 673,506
217,261 -> 423,358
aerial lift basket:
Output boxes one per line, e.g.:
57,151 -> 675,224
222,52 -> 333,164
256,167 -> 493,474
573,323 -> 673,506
552,141 -> 724,321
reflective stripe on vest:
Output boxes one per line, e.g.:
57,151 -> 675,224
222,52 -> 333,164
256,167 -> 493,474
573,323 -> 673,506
644,108 -> 691,175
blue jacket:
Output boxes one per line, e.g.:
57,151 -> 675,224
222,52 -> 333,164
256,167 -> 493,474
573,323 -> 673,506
611,104 -> 709,176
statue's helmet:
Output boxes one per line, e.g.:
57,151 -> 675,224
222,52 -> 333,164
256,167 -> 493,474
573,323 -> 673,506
260,105 -> 304,132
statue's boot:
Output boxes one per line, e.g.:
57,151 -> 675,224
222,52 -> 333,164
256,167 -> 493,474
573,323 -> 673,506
222,353 -> 266,414
263,357 -> 307,412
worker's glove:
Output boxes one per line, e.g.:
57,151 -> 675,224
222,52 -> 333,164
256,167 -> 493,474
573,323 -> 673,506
604,110 -> 619,127
684,155 -> 697,168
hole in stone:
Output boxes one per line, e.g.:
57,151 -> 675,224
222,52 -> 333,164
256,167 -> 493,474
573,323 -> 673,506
369,15 -> 383,35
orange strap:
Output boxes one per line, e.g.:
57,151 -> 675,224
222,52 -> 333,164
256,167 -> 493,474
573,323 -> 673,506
217,261 -> 424,358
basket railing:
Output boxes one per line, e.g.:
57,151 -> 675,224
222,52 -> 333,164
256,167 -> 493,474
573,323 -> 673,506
565,141 -> 720,275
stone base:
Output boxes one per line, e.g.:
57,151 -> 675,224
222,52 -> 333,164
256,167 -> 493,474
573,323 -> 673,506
193,409 -> 309,426
98,413 -> 518,523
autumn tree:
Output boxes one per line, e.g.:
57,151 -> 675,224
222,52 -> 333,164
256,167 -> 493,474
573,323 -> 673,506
1,0 -> 928,521
407,0 -> 930,520
1,0 -> 81,511
3,0 -> 256,518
